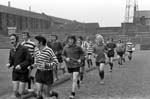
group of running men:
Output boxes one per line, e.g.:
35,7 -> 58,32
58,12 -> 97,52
6,31 -> 135,99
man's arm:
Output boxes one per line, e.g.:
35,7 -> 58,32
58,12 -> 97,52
62,47 -> 67,60
79,46 -> 85,61
56,42 -> 63,55
45,48 -> 58,69
7,50 -> 14,68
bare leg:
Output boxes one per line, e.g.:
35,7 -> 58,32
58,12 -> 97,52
12,81 -> 20,97
36,82 -> 43,98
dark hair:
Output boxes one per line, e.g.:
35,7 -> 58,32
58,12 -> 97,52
68,35 -> 76,44
22,31 -> 30,37
65,33 -> 69,36
9,34 -> 19,42
110,37 -> 113,41
118,39 -> 121,41
78,36 -> 83,41
34,35 -> 47,46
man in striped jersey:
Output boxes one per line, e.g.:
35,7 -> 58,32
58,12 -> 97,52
22,31 -> 36,90
32,35 -> 59,99
126,39 -> 134,60
85,37 -> 93,68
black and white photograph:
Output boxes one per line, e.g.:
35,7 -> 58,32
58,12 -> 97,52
0,0 -> 150,99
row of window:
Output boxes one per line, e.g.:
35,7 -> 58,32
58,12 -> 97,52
0,12 -> 51,31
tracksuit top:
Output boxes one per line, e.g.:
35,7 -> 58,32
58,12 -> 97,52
93,44 -> 107,62
9,44 -> 32,73
62,44 -> 84,68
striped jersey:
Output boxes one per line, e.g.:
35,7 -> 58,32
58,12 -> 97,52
34,46 -> 58,70
77,41 -> 86,51
126,42 -> 134,51
21,39 -> 35,57
84,41 -> 93,54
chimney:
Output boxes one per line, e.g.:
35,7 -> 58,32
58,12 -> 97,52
29,6 -> 31,11
8,1 -> 11,7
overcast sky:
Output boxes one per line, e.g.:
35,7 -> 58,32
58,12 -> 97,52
0,0 -> 150,27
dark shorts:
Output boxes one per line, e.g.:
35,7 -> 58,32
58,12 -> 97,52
107,51 -> 115,58
128,51 -> 133,54
96,61 -> 105,66
35,69 -> 53,85
56,54 -> 63,63
67,67 -> 80,73
12,71 -> 29,82
117,51 -> 124,57
87,53 -> 92,55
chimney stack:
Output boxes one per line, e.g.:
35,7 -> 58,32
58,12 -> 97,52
29,6 -> 31,11
8,1 -> 11,7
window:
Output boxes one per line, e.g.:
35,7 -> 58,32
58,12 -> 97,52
6,14 -> 9,27
7,14 -> 14,27
76,25 -> 84,30
35,19 -> 38,29
40,19 -> 43,29
13,15 -> 17,26
146,19 -> 150,26
25,17 -> 28,28
19,16 -> 22,30
16,16 -> 20,31
0,13 -> 2,30
140,16 -> 146,25
31,18 -> 34,29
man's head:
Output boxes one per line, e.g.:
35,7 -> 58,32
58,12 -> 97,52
67,35 -> 76,46
118,40 -> 122,43
77,36 -> 83,41
109,37 -> 114,42
22,31 -> 30,41
128,38 -> 131,42
50,35 -> 58,41
34,35 -> 47,48
95,34 -> 104,45
86,37 -> 90,42
9,34 -> 19,46
77,36 -> 83,46
65,33 -> 69,38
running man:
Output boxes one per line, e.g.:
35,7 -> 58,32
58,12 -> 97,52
47,34 -> 65,81
62,35 -> 84,99
32,35 -> 59,99
85,37 -> 93,68
126,38 -> 134,61
106,37 -> 116,72
76,36 -> 86,83
6,34 -> 32,98
93,34 -> 107,84
116,40 -> 126,65
21,31 -> 36,89
122,40 -> 126,63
